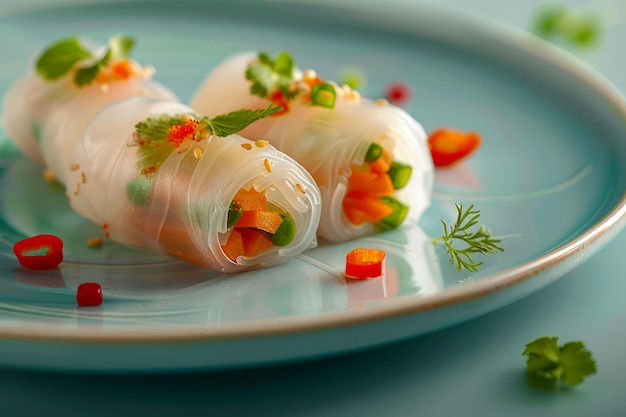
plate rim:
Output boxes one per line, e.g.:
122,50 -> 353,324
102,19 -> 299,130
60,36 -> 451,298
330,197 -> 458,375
0,0 -> 625,345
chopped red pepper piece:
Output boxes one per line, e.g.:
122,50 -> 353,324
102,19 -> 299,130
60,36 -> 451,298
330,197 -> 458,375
428,128 -> 481,167
345,248 -> 386,280
13,234 -> 64,270
385,82 -> 411,105
77,282 -> 103,306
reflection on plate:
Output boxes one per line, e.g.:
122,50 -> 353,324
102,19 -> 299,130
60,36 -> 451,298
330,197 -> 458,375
0,0 -> 624,372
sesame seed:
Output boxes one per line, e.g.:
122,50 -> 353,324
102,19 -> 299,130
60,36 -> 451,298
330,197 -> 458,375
255,140 -> 269,148
296,183 -> 306,194
70,164 -> 80,171
375,98 -> 388,106
303,69 -> 317,81
177,143 -> 190,154
81,172 -> 86,183
193,148 -> 203,160
43,169 -> 56,183
73,182 -> 80,196
241,143 -> 252,150
101,84 -> 110,93
264,159 -> 272,173
142,65 -> 155,78
87,237 -> 103,248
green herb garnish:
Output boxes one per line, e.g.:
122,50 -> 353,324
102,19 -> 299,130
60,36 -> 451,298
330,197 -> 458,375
533,5 -> 601,48
35,35 -> 136,87
523,336 -> 597,387
432,203 -> 504,272
199,105 -> 281,137
134,105 -> 281,171
135,114 -> 188,142
245,51 -> 298,99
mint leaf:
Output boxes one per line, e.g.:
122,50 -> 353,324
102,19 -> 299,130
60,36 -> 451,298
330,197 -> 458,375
202,105 -> 281,137
245,51 -> 296,98
35,37 -> 93,81
523,336 -> 597,387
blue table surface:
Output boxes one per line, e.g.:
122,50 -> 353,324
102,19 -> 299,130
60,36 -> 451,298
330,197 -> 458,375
1,0 -> 625,415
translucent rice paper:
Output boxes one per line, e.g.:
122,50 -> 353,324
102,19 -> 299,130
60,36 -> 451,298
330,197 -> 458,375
2,38 -> 177,184
66,97 -> 321,272
191,52 -> 434,242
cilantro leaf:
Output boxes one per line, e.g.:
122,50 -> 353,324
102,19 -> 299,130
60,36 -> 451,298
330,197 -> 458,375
202,105 -> 281,137
35,37 -> 93,81
134,114 -> 190,142
109,35 -> 135,60
245,51 -> 297,98
523,336 -> 597,387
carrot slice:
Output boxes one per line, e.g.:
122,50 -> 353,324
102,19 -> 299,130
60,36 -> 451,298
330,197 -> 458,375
234,210 -> 284,234
239,228 -> 275,257
221,229 -> 244,261
428,128 -> 481,167
343,196 -> 394,225
347,167 -> 395,199
233,188 -> 267,211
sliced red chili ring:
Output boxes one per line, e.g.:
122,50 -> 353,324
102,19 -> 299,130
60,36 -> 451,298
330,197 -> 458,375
345,248 -> 386,280
13,234 -> 64,270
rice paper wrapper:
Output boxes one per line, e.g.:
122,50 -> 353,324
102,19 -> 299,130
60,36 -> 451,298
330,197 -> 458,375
2,38 -> 177,184
191,52 -> 434,242
66,97 -> 321,273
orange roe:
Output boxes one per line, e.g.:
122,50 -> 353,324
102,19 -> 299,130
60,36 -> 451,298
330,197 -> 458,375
110,60 -> 133,80
167,119 -> 199,147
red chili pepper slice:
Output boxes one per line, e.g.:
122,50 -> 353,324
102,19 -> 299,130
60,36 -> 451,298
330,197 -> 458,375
13,234 -> 64,270
345,248 -> 386,280
428,128 -> 482,167
77,282 -> 103,307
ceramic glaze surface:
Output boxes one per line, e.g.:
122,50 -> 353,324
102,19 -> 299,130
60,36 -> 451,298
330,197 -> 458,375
0,0 -> 624,371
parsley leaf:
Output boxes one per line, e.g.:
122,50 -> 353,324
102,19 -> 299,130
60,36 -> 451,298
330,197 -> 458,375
134,114 -> 190,142
432,203 -> 504,272
523,336 -> 597,387
245,51 -> 298,99
201,104 -> 281,137
35,37 -> 93,81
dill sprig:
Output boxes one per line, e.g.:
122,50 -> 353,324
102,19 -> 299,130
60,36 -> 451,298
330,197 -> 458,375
432,203 -> 504,272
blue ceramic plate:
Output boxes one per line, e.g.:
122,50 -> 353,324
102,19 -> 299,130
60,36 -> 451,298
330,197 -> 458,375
0,0 -> 624,372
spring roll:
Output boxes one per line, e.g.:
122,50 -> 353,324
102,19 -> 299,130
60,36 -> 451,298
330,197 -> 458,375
66,97 -> 321,272
3,35 -> 177,184
190,52 -> 434,242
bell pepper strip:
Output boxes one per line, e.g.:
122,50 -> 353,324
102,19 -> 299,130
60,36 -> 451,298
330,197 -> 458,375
76,282 -> 103,307
239,228 -> 276,258
428,128 -> 481,167
376,196 -> 409,231
222,229 -> 245,261
345,248 -> 386,280
13,234 -> 64,270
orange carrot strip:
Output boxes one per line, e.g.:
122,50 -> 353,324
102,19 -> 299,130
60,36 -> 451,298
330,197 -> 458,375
233,188 -> 267,211
234,210 -> 284,234
347,168 -> 395,199
221,229 -> 244,261
343,196 -> 394,225
238,228 -> 275,258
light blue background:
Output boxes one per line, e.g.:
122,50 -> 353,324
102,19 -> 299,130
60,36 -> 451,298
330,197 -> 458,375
0,0 -> 625,415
